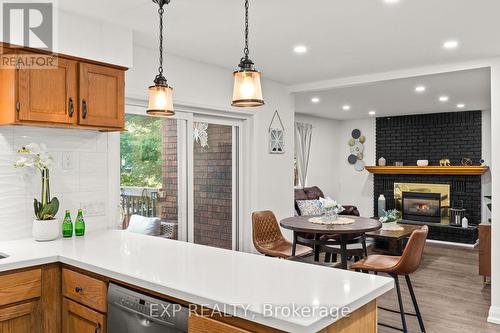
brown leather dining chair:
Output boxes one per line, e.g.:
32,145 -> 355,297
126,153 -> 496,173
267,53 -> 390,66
252,211 -> 313,259
351,225 -> 428,333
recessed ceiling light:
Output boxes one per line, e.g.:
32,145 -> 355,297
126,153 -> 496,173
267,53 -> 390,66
293,45 -> 308,54
457,103 -> 465,108
443,40 -> 459,50
383,0 -> 400,4
369,110 -> 376,116
415,85 -> 426,93
311,97 -> 320,103
439,96 -> 449,102
342,105 -> 351,111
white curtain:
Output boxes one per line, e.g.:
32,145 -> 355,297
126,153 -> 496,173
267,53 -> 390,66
294,122 -> 313,188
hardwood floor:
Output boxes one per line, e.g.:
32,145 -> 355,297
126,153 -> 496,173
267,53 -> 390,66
375,243 -> 497,333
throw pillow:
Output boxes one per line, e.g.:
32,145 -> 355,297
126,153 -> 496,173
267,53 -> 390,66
296,199 -> 324,216
127,215 -> 161,236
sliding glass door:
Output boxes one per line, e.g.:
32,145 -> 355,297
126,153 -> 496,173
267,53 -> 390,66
190,118 -> 240,250
120,106 -> 241,250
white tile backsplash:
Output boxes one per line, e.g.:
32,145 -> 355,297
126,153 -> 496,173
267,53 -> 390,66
0,126 -> 111,241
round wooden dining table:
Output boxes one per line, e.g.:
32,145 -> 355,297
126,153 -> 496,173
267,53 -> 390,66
280,215 -> 382,269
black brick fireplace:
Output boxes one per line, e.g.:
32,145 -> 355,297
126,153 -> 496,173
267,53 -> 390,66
374,111 -> 483,244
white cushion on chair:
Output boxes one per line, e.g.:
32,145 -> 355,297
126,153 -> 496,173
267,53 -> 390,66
127,215 -> 161,236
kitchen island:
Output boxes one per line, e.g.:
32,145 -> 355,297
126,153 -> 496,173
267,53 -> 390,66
0,230 -> 393,332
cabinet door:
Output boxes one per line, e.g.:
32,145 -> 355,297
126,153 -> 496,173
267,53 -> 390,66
79,63 -> 124,128
18,56 -> 78,124
0,301 -> 41,333
62,298 -> 105,333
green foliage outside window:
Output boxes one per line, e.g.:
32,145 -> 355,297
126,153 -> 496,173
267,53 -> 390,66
120,114 -> 163,188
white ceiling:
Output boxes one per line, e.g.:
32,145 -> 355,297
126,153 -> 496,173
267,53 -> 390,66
294,68 -> 491,120
57,0 -> 500,85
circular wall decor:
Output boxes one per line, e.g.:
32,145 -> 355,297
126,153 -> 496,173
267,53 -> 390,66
348,129 -> 366,172
348,154 -> 358,165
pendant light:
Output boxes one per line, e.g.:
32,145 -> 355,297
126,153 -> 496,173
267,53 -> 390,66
147,0 -> 174,116
231,0 -> 264,107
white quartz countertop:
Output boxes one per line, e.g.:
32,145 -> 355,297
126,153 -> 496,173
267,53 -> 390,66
0,230 -> 393,333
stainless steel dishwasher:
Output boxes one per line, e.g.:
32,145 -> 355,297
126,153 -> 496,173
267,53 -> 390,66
108,283 -> 189,333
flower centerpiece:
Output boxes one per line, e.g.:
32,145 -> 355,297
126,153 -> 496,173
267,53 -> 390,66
15,143 -> 60,241
379,209 -> 401,230
319,197 -> 344,222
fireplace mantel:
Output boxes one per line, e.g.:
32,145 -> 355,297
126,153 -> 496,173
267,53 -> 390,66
365,166 -> 489,175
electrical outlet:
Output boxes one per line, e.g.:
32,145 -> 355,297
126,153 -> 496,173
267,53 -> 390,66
62,152 -> 74,170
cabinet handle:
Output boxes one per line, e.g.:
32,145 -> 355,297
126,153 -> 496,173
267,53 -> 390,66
68,98 -> 74,117
75,286 -> 83,293
95,323 -> 101,333
82,99 -> 88,119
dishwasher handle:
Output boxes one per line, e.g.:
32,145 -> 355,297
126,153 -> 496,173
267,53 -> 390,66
110,301 -> 182,328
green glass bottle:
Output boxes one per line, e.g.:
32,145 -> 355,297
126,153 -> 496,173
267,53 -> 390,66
75,209 -> 85,237
62,210 -> 73,238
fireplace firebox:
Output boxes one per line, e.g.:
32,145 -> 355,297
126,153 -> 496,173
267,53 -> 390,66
402,192 -> 441,223
394,183 -> 450,224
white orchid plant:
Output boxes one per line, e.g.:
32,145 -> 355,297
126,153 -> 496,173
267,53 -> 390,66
319,197 -> 344,214
14,143 -> 59,220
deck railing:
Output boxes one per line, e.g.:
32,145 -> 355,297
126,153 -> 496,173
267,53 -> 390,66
120,187 -> 160,221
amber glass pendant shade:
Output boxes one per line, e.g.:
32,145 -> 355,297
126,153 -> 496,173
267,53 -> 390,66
231,70 -> 264,107
147,84 -> 175,116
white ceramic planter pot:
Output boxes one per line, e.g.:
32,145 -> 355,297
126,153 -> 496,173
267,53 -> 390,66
381,222 -> 399,231
32,218 -> 59,241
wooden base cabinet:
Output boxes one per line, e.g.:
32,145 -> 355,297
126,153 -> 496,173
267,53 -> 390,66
62,299 -> 105,333
479,223 -> 491,281
0,301 -> 41,333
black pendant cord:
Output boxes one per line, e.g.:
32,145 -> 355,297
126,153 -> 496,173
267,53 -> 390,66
238,0 -> 254,70
155,1 -> 168,85
243,0 -> 249,60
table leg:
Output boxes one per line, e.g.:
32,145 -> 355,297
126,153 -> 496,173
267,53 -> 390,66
292,232 -> 297,256
340,235 -> 348,270
314,234 -> 320,262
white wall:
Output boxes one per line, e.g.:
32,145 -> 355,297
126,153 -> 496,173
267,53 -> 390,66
488,61 -> 500,325
0,126 -> 110,241
126,45 -> 295,252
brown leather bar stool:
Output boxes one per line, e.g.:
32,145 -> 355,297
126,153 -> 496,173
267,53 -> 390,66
351,225 -> 428,333
252,211 -> 313,258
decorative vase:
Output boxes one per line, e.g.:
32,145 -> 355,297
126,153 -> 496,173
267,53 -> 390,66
322,209 -> 338,222
32,218 -> 59,241
381,222 -> 399,231
378,157 -> 386,166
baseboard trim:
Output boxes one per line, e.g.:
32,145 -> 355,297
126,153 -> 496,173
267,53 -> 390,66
426,239 -> 479,249
488,306 -> 500,325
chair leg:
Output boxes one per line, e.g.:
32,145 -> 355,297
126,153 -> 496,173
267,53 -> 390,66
325,252 -> 331,263
393,274 -> 408,333
406,275 -> 426,332
332,253 -> 337,262
362,235 -> 368,258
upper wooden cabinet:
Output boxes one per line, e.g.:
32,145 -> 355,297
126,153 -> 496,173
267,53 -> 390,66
0,45 -> 126,131
79,63 -> 124,129
18,56 -> 78,125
